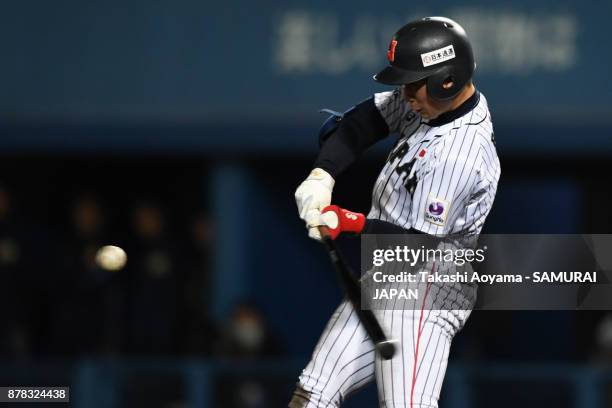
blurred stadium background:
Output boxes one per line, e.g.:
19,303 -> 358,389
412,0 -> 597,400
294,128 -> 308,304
0,1 -> 611,407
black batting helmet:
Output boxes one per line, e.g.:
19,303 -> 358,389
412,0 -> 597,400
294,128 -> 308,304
374,17 -> 475,100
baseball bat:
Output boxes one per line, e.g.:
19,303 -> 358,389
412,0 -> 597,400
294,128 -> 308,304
318,226 -> 396,360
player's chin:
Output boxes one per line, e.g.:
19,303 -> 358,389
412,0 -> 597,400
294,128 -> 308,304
422,110 -> 441,120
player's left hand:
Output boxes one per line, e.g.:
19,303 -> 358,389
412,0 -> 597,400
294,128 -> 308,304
305,205 -> 366,241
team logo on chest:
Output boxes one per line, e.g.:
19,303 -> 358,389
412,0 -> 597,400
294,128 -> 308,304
395,148 -> 427,196
425,195 -> 450,226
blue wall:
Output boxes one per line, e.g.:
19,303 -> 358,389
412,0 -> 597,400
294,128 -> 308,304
0,0 -> 610,152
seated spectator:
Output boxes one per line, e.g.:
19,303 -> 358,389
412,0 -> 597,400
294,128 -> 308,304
0,184 -> 30,359
46,193 -> 124,357
215,301 -> 285,407
126,201 -> 180,354
179,212 -> 215,355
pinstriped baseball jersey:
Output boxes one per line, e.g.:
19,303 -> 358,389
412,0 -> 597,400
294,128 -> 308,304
289,88 -> 500,408
369,88 -> 500,236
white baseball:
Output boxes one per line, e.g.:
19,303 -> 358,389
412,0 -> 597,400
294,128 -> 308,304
95,245 -> 127,271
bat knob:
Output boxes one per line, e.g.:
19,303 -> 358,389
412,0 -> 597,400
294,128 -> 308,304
376,340 -> 397,360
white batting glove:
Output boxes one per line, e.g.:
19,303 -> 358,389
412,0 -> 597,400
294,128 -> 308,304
295,168 -> 335,240
295,168 -> 335,219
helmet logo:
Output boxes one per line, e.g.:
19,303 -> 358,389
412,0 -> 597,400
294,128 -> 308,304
421,45 -> 455,67
387,39 -> 398,62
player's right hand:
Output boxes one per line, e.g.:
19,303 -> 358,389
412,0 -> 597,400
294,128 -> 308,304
303,205 -> 366,241
295,168 -> 335,220
318,205 -> 366,240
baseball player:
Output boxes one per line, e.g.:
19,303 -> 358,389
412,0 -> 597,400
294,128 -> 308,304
290,17 -> 500,407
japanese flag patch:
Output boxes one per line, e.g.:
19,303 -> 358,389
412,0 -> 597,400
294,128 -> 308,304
425,196 -> 450,226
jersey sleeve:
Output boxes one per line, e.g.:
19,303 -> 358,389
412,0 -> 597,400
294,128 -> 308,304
373,88 -> 410,134
409,130 -> 495,236
313,97 -> 390,178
